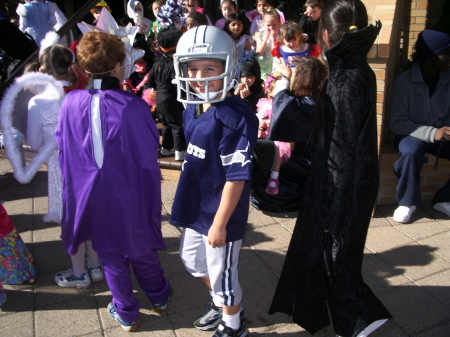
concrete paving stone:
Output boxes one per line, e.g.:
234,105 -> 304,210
2,196 -> 33,217
105,324 -> 176,337
166,310 -> 213,337
34,271 -> 95,309
418,232 -> 450,261
249,322 -> 307,336
35,296 -> 102,337
33,225 -> 62,244
162,202 -> 173,215
248,207 -> 281,228
414,270 -> 450,306
244,223 -> 293,252
374,242 -> 450,281
0,286 -> 34,316
162,271 -> 210,315
0,157 -> 13,172
421,203 -> 450,226
368,320 -> 409,337
0,311 -> 34,337
158,249 -> 186,276
7,213 -> 35,234
362,253 -> 413,292
377,285 -> 450,336
32,240 -> 71,275
370,208 -> 394,227
161,180 -> 178,205
393,221 -> 450,241
248,246 -> 288,277
365,227 -> 415,253
411,320 -> 450,337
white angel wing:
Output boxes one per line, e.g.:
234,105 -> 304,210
0,72 -> 64,184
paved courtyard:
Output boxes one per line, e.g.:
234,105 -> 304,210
0,157 -> 449,336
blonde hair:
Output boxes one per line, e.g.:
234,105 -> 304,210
77,32 -> 125,78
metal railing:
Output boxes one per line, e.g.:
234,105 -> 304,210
0,0 -> 99,98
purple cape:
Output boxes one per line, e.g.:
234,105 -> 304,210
55,88 -> 165,257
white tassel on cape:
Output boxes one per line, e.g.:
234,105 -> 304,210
0,72 -> 64,184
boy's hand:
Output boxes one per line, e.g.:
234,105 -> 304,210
208,223 -> 226,248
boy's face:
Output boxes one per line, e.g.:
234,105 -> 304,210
257,0 -> 271,15
221,3 -> 236,18
305,5 -> 321,21
187,60 -> 225,99
241,75 -> 256,87
152,3 -> 162,17
283,35 -> 302,50
186,17 -> 199,30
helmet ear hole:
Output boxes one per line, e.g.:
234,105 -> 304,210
173,26 -> 238,105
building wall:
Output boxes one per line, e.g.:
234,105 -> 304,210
365,0 -> 450,205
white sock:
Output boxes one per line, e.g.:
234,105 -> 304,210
357,319 -> 388,337
270,171 -> 279,180
222,311 -> 241,330
70,242 -> 86,276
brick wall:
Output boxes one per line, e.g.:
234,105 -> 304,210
365,0 -> 450,204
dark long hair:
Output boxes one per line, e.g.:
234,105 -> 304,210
313,0 -> 368,151
318,0 -> 368,51
224,12 -> 251,38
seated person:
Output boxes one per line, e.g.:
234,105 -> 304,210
390,30 -> 450,223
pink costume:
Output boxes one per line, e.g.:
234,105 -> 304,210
256,97 -> 292,163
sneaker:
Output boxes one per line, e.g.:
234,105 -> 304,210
161,148 -> 175,156
265,178 -> 279,195
356,318 -> 388,337
175,150 -> 186,161
151,283 -> 173,313
211,319 -> 248,337
193,301 -> 223,331
88,264 -> 104,282
54,269 -> 91,288
108,302 -> 140,332
433,202 -> 450,217
393,205 -> 416,223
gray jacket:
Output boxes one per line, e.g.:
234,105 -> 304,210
390,62 -> 450,143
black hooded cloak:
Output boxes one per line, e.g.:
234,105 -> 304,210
268,22 -> 392,337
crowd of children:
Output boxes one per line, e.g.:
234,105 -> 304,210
1,0 -> 395,337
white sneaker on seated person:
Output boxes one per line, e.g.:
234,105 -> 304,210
433,202 -> 450,217
393,205 -> 416,223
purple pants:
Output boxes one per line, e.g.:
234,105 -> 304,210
97,249 -> 170,323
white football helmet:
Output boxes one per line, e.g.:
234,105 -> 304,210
173,25 -> 238,104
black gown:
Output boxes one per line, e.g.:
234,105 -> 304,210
268,22 -> 392,337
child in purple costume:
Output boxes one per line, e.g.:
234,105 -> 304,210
55,31 -> 170,332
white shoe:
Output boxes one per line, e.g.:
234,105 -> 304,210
161,148 -> 175,156
393,205 -> 416,223
357,319 -> 388,337
88,264 -> 104,282
433,202 -> 450,217
175,150 -> 186,161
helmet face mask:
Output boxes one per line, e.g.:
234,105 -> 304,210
174,26 -> 238,105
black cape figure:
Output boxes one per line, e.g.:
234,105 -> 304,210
251,93 -> 316,214
268,22 -> 392,337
